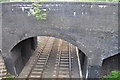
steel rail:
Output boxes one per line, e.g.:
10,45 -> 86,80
26,38 -> 50,79
68,43 -> 72,78
40,38 -> 55,78
56,39 -> 62,78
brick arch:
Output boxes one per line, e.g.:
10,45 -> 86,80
8,28 -> 91,76
10,28 -> 88,57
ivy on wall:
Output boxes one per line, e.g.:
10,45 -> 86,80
28,2 -> 47,20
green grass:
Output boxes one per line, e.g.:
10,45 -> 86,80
5,73 -> 15,80
102,71 -> 120,80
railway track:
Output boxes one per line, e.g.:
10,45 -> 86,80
53,40 -> 73,78
28,37 -> 55,78
18,37 -> 82,79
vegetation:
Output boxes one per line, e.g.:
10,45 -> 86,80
6,73 -> 15,80
28,2 -> 47,20
0,0 -> 9,2
102,71 -> 120,80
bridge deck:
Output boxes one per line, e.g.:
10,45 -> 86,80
1,2 -> 119,78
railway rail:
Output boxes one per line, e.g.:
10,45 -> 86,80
18,37 -> 82,79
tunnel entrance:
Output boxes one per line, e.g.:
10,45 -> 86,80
100,53 -> 120,77
11,36 -> 87,78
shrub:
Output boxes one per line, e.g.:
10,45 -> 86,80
102,71 -> 120,80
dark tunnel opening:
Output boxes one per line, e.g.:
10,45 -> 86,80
78,49 -> 88,77
10,36 -> 88,78
100,53 -> 120,77
8,36 -> 120,78
11,37 -> 37,74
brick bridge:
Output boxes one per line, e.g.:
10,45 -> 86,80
0,1 -> 119,78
